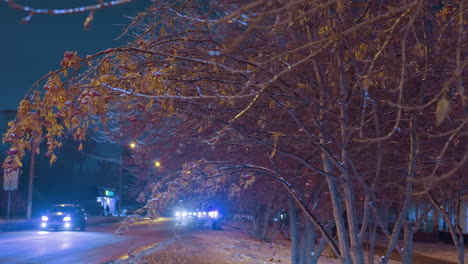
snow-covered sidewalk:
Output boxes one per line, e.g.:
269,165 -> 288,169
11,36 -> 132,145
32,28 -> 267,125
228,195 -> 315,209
412,240 -> 467,262
374,236 -> 467,264
364,235 -> 468,264
112,221 -> 467,264
113,221 -> 404,264
113,221 -> 292,264
111,219 -> 466,264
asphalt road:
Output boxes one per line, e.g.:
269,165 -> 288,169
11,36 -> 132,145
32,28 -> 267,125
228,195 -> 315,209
0,217 -> 188,264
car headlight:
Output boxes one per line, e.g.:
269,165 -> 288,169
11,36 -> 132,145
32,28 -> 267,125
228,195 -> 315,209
41,216 -> 48,221
208,211 -> 218,218
63,216 -> 71,222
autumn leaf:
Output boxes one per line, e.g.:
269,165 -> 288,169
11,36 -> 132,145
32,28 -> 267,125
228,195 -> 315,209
355,43 -> 368,60
14,156 -> 23,167
435,96 -> 450,125
270,132 -> 284,158
50,154 -> 57,164
318,26 -> 328,36
269,100 -> 276,109
362,78 -> 373,90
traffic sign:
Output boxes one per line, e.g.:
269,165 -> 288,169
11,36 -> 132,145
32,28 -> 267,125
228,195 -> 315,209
3,169 -> 19,191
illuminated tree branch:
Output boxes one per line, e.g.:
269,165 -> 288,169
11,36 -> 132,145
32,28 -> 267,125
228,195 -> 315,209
2,0 -> 141,26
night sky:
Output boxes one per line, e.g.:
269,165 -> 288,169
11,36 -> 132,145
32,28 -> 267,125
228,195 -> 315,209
0,0 -> 148,110
0,0 -> 150,216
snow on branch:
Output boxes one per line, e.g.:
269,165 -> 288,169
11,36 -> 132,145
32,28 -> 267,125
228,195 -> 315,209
3,0 -> 140,26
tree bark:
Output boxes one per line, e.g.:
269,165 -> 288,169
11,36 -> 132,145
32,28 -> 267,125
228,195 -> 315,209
428,193 -> 465,264
324,156 -> 352,264
300,231 -> 306,264
305,218 -> 315,264
312,236 -> 327,263
289,196 -> 300,264
338,47 -> 365,264
368,214 -> 377,264
401,222 -> 415,264
382,115 -> 418,264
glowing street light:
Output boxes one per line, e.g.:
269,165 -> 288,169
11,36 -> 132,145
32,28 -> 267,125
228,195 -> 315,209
154,161 -> 161,168
129,142 -> 137,148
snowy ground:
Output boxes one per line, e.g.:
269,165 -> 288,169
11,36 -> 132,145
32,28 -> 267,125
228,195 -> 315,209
113,220 -> 292,264
112,221 -> 405,264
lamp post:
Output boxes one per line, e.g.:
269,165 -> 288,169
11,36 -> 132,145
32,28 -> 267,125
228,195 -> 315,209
26,147 -> 36,219
118,152 -> 122,216
118,142 -> 137,216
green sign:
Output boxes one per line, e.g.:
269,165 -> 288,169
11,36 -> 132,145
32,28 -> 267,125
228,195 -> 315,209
105,190 -> 114,197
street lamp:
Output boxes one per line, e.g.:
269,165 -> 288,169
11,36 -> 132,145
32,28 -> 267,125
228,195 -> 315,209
119,141 -> 137,216
154,160 -> 161,168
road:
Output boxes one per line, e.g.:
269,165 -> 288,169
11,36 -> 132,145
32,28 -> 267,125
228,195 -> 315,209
0,217 -> 189,264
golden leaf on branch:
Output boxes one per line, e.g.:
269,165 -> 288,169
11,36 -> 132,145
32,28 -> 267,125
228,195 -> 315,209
435,96 -> 450,126
363,79 -> 373,90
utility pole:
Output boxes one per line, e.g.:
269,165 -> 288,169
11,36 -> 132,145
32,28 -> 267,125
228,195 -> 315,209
26,150 -> 36,219
6,190 -> 11,219
118,142 -> 136,216
118,152 -> 123,216
3,169 -> 19,219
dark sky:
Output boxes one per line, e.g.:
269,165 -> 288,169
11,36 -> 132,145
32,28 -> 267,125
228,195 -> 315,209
0,1 -> 150,215
0,0 -> 149,110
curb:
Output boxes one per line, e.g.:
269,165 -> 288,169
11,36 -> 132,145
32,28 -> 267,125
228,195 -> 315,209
0,216 -> 126,231
109,235 -> 183,264
0,219 -> 39,231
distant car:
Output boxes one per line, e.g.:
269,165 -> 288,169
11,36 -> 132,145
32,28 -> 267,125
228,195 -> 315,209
174,209 -> 220,220
40,204 -> 87,231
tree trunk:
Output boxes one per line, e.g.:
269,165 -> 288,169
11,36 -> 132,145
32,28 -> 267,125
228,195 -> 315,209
312,236 -> 327,263
338,46 -> 364,264
428,193 -> 465,264
300,231 -> 306,264
323,156 -> 352,263
382,116 -> 418,264
305,218 -> 315,264
368,212 -> 377,264
401,222 -> 415,264
261,201 -> 272,241
457,245 -> 465,264
289,196 -> 300,264
455,170 -> 465,264
278,178 -> 341,258
300,217 -> 316,264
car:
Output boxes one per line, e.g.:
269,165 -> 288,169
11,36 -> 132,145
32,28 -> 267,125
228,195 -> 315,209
40,204 -> 87,231
174,208 -> 224,230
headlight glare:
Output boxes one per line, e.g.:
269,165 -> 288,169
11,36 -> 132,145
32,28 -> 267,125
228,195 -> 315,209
41,216 -> 48,221
63,216 -> 71,222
